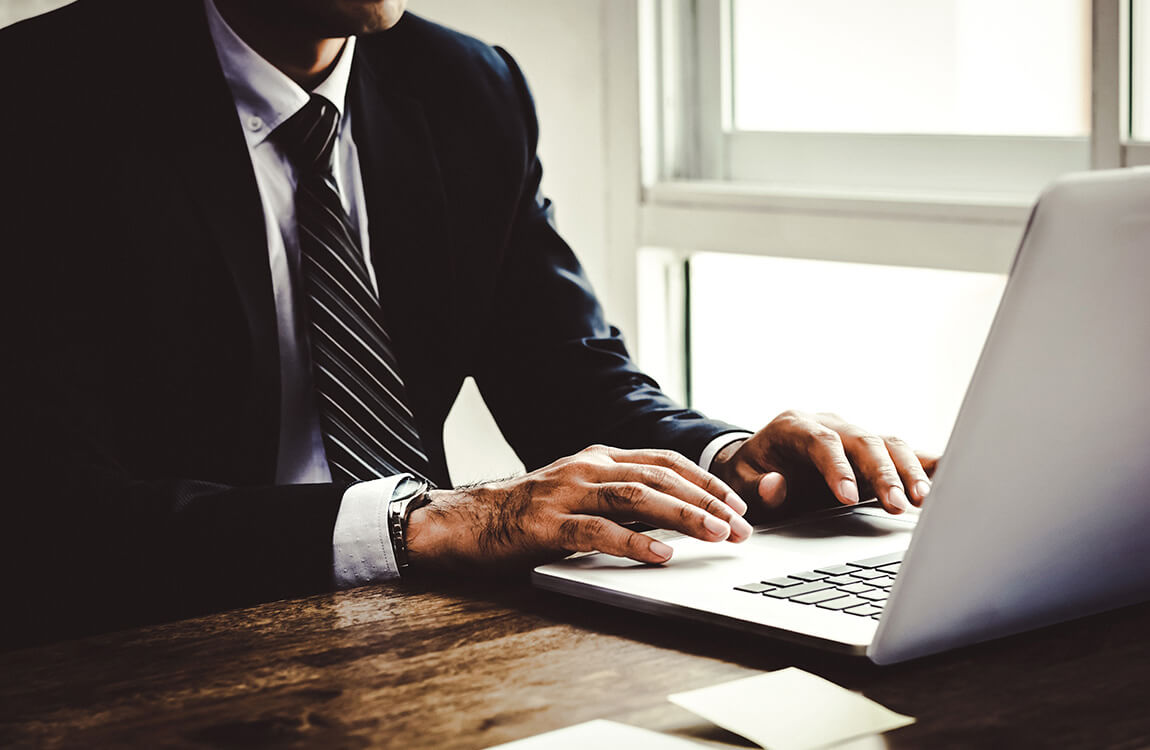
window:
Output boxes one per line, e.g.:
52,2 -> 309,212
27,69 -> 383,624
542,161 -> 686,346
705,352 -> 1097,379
724,0 -> 1092,195
612,0 -> 1150,444
1132,0 -> 1150,139
687,254 -> 1005,454
732,0 -> 1090,138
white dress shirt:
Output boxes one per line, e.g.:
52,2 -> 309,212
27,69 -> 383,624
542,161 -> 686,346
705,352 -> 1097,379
204,0 -> 749,589
205,0 -> 402,587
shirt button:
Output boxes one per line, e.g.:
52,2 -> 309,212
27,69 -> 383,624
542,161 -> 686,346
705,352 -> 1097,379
247,115 -> 263,131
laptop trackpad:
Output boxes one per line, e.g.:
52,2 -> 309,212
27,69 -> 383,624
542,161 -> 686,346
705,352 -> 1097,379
765,506 -> 916,541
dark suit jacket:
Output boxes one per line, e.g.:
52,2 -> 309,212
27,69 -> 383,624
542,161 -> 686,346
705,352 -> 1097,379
0,0 -> 740,644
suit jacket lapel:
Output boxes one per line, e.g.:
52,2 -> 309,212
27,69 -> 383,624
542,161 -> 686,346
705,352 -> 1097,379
349,55 -> 456,376
133,2 -> 456,476
141,0 -> 281,476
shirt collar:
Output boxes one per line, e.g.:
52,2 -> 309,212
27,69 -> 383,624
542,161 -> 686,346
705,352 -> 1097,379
204,0 -> 357,147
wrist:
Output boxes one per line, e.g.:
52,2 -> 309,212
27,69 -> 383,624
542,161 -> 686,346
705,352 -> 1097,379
406,488 -> 469,568
387,477 -> 433,575
709,438 -> 748,486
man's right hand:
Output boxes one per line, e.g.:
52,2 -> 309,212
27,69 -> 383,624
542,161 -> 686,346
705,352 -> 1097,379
405,444 -> 753,570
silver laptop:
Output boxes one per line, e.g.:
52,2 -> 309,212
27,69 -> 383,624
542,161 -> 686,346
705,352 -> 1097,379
533,167 -> 1150,664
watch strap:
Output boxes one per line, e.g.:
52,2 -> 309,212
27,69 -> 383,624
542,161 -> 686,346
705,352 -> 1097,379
387,475 -> 433,575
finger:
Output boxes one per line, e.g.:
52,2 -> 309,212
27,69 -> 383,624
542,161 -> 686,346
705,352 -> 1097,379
835,428 -> 910,514
604,463 -> 753,541
587,482 -> 753,542
917,452 -> 940,477
776,413 -> 860,506
758,472 -> 786,508
884,436 -> 932,506
555,515 -> 674,564
600,446 -> 747,515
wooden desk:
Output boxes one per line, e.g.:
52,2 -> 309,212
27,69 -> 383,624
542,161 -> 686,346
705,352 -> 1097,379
2,578 -> 1148,749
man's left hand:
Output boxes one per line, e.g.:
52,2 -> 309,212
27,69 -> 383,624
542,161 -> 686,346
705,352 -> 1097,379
709,410 -> 939,516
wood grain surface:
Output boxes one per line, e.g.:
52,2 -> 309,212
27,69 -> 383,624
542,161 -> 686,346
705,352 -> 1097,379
2,576 -> 1148,749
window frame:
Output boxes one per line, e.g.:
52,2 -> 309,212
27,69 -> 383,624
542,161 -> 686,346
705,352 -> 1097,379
603,0 -> 1147,407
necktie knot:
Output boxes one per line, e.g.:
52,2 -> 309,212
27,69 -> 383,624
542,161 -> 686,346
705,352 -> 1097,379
271,94 -> 341,174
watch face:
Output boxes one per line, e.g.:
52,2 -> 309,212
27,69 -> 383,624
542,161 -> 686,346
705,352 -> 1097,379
389,477 -> 431,573
393,474 -> 424,500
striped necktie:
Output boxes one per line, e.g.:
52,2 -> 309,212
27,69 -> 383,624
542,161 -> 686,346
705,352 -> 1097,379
272,94 -> 432,484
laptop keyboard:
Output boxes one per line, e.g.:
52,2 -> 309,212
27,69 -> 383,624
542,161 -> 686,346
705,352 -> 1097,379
733,551 -> 903,620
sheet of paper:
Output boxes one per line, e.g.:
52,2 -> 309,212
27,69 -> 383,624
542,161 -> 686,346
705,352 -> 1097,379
668,668 -> 914,750
484,719 -> 709,750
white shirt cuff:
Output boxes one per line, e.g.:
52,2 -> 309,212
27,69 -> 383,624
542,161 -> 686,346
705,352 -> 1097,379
332,475 -> 406,588
699,432 -> 753,473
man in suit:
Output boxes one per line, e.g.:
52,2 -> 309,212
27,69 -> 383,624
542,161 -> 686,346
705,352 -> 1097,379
0,0 -> 933,644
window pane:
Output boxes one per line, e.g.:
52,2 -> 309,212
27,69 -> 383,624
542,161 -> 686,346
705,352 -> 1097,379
732,0 -> 1090,137
688,253 -> 1006,455
1133,0 -> 1150,139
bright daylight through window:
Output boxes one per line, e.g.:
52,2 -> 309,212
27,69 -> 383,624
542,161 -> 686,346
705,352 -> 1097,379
1132,0 -> 1150,138
636,0 -> 1109,456
732,0 -> 1090,137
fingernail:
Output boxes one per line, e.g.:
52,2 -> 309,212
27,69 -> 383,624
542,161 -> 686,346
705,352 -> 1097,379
888,486 -> 909,512
839,479 -> 859,504
731,515 -> 754,539
649,540 -> 673,561
914,480 -> 932,502
727,492 -> 748,515
703,515 -> 731,539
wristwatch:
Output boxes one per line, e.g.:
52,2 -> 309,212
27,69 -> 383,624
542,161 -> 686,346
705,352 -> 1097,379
387,474 -> 434,575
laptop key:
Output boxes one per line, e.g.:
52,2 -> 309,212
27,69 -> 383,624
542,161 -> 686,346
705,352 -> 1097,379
790,589 -> 847,605
878,563 -> 901,574
814,564 -> 857,576
827,575 -> 856,585
858,589 -> 888,602
788,570 -> 829,582
817,595 -> 869,611
844,604 -> 884,617
734,582 -> 774,594
849,552 -> 904,569
839,581 -> 874,595
849,569 -> 886,580
763,580 -> 834,599
762,576 -> 804,588
870,575 -> 897,587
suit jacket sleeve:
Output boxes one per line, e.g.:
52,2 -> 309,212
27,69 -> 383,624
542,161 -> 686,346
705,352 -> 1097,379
470,49 -> 744,471
3,246 -> 346,643
3,346 -> 345,644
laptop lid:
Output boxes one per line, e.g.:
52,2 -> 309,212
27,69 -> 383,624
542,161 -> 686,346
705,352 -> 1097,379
869,167 -> 1150,663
